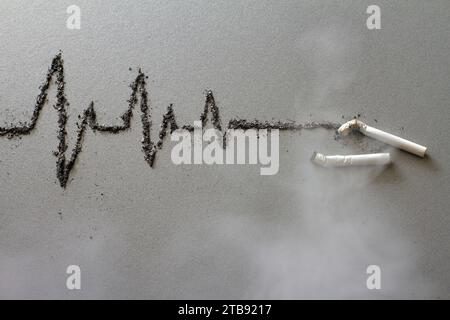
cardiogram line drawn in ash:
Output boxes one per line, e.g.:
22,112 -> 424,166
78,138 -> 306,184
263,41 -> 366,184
0,53 -> 341,188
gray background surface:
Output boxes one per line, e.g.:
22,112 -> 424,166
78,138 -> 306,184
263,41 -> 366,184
0,0 -> 449,299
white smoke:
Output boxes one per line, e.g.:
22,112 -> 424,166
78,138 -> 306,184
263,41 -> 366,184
158,26 -> 437,299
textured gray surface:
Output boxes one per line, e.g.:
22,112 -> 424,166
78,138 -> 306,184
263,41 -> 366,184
0,0 -> 449,299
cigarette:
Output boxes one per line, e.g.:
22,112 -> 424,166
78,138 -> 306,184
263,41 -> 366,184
338,119 -> 427,157
311,151 -> 391,167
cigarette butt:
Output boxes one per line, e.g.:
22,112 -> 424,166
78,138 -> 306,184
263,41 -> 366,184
338,119 -> 427,157
311,151 -> 391,167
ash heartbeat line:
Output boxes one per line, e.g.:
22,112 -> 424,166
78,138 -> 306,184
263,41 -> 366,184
0,53 -> 340,188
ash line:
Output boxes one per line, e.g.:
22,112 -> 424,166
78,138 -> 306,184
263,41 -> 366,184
0,53 -> 340,188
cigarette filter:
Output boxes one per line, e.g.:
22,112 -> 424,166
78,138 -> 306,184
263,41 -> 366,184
311,151 -> 391,167
338,119 -> 427,157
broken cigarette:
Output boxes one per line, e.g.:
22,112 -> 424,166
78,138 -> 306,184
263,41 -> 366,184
338,119 -> 427,157
311,151 -> 391,167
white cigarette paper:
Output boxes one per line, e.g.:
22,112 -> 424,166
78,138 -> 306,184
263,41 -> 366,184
338,119 -> 427,157
311,151 -> 391,167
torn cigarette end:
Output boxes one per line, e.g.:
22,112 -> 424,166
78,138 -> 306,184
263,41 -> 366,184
311,151 -> 391,167
338,119 -> 427,157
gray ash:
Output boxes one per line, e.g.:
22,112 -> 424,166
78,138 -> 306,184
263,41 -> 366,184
0,53 -> 343,188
